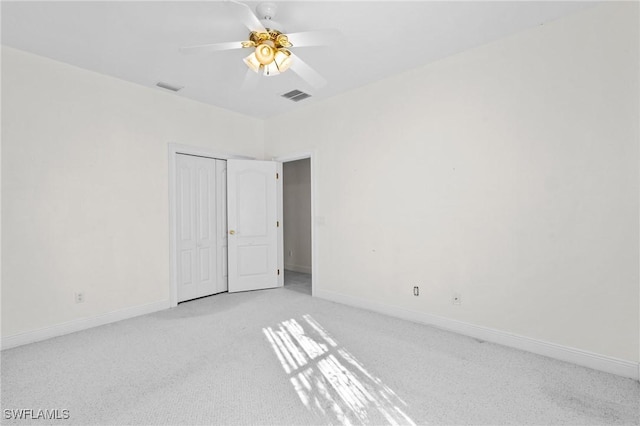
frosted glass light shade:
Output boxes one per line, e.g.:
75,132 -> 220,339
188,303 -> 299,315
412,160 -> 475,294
243,53 -> 261,73
255,43 -> 275,65
274,49 -> 292,72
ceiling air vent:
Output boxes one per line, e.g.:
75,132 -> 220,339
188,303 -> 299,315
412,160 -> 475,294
156,82 -> 184,92
281,89 -> 311,102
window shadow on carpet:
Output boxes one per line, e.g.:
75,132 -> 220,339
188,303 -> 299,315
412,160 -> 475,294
263,315 -> 416,425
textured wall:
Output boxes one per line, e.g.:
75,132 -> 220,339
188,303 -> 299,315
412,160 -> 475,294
265,3 -> 640,362
1,47 -> 264,337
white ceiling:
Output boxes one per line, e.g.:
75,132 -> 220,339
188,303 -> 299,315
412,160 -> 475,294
2,1 -> 595,118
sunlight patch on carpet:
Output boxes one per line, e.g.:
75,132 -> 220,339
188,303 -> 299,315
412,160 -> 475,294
263,315 -> 417,425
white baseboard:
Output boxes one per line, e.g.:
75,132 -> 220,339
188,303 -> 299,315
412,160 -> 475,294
315,289 -> 639,381
284,264 -> 312,274
1,299 -> 170,350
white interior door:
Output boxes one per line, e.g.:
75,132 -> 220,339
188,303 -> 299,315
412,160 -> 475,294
176,154 -> 222,302
227,159 -> 283,292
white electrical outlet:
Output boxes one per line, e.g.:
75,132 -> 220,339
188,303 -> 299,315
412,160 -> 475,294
75,292 -> 84,304
452,292 -> 462,305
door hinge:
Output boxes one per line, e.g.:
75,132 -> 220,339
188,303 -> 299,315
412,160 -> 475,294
277,221 -> 280,227
277,269 -> 281,276
276,172 -> 279,179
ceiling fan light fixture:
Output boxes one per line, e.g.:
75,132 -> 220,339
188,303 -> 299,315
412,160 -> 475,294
276,34 -> 291,48
255,41 -> 275,65
243,52 -> 261,73
274,48 -> 292,72
180,1 -> 334,89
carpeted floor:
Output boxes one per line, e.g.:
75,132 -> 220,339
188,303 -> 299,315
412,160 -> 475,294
1,274 -> 638,425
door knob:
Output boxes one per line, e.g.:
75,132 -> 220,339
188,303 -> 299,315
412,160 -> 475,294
229,230 -> 236,235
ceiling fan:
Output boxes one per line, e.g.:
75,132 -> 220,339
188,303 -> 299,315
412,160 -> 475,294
180,1 -> 339,90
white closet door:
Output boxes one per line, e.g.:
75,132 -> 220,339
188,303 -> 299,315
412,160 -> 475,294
176,154 -> 218,302
227,159 -> 282,292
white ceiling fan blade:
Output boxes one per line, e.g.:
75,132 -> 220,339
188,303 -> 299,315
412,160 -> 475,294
286,29 -> 341,48
241,68 -> 261,91
226,0 -> 266,33
289,53 -> 327,89
179,41 -> 245,54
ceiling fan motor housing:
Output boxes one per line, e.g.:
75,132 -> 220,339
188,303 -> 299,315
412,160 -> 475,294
256,2 -> 277,20
257,2 -> 284,32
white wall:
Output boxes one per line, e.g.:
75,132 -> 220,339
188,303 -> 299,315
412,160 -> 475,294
1,47 -> 264,338
265,3 -> 639,363
283,159 -> 312,273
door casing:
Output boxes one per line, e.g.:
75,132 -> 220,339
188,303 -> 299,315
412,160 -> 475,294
273,151 -> 317,297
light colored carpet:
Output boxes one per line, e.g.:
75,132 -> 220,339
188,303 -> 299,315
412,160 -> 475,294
1,282 -> 638,425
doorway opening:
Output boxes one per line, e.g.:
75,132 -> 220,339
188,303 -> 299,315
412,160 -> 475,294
282,157 -> 312,296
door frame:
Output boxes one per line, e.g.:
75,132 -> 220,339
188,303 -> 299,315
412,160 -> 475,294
168,143 -> 254,307
273,151 -> 317,297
